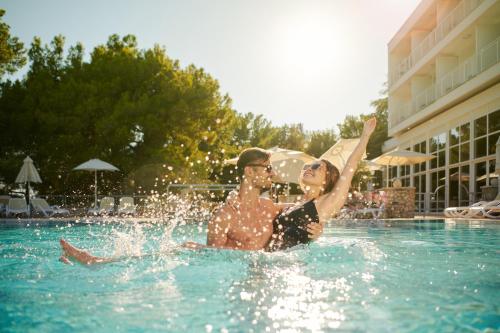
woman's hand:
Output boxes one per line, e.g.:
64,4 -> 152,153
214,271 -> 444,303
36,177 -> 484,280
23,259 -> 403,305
307,223 -> 324,240
362,117 -> 377,138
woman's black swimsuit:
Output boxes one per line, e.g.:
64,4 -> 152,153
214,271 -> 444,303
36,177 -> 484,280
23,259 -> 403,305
265,200 -> 320,252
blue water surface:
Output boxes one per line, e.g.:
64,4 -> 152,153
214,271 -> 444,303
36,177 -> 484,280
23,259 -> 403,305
0,218 -> 499,332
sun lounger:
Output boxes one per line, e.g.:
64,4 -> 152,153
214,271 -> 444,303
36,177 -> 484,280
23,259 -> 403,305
31,198 -> 70,217
6,198 -> 29,217
117,197 -> 137,216
444,201 -> 488,218
466,200 -> 500,219
352,203 -> 385,219
88,196 -> 115,215
482,206 -> 500,219
444,194 -> 500,218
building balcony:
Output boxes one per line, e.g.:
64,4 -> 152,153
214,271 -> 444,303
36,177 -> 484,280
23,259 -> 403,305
389,0 -> 485,89
389,35 -> 500,134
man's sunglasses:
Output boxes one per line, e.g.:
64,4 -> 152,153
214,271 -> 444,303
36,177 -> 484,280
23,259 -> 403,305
247,164 -> 273,173
302,162 -> 322,171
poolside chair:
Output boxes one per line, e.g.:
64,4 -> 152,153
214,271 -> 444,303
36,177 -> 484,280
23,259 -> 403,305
6,198 -> 29,217
31,198 -> 70,217
466,200 -> 500,219
482,205 -> 500,219
117,197 -> 137,216
352,203 -> 385,220
444,194 -> 500,218
88,196 -> 115,216
444,201 -> 488,218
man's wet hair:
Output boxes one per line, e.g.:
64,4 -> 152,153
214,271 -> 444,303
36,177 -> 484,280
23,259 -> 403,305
236,147 -> 271,179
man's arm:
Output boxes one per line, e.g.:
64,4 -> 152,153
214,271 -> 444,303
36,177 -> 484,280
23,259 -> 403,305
316,118 -> 376,221
206,206 -> 232,247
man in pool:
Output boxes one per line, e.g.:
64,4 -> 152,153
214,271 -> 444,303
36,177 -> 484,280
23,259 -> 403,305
59,147 -> 323,264
184,147 -> 323,250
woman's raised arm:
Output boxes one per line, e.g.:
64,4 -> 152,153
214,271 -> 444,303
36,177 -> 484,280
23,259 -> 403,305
316,117 -> 377,222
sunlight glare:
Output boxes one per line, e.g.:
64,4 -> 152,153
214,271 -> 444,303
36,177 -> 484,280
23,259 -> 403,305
272,9 -> 342,80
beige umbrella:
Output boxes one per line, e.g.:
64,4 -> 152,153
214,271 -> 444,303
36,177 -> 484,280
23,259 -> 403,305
224,147 -> 315,183
362,159 -> 383,173
441,172 -> 470,182
15,156 -> 42,211
372,149 -> 435,187
320,138 -> 367,173
476,172 -> 498,182
372,149 -> 435,166
267,147 -> 315,183
74,159 -> 119,208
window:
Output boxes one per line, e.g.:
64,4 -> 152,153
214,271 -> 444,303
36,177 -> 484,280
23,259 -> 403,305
460,142 -> 469,162
460,123 -> 470,142
430,133 -> 446,169
488,132 -> 499,155
475,137 -> 487,158
488,110 -> 500,133
475,116 -> 487,137
449,122 -> 470,165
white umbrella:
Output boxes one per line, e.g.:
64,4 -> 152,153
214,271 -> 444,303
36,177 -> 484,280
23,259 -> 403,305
73,159 -> 119,208
267,147 -> 315,183
224,147 -> 315,183
371,149 -> 435,166
362,160 -> 383,173
476,172 -> 497,182
372,149 -> 435,187
15,156 -> 42,212
320,138 -> 367,173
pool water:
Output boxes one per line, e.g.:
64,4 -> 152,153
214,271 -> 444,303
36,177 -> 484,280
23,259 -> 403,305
0,219 -> 499,332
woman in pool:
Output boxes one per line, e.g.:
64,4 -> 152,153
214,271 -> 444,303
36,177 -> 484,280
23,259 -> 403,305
252,117 -> 376,251
59,118 -> 376,263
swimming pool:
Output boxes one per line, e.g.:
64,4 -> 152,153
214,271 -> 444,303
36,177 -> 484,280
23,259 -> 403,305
0,219 -> 498,332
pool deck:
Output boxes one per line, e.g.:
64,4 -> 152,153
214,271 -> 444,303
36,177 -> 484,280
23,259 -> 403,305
0,214 -> 498,226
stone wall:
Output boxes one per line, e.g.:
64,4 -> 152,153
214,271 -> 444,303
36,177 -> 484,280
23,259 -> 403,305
382,187 -> 416,218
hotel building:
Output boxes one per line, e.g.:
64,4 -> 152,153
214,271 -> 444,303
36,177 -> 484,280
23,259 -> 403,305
385,0 -> 500,213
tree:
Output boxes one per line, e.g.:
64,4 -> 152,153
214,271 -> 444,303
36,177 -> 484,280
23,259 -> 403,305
0,9 -> 26,79
0,34 -> 238,196
306,129 -> 337,158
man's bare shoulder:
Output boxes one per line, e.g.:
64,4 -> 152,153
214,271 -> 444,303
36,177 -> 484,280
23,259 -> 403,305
258,197 -> 280,213
211,204 -> 235,222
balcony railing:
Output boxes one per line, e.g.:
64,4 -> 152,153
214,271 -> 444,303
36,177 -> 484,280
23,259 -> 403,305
390,36 -> 500,128
389,0 -> 484,87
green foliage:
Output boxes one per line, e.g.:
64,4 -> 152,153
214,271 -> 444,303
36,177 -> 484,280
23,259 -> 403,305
0,28 -> 390,196
337,85 -> 389,190
305,129 -> 337,158
0,34 -> 236,195
0,9 -> 26,79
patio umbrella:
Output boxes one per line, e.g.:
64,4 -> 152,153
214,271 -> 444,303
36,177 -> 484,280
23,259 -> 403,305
267,147 -> 315,183
476,172 -> 498,181
73,159 -> 119,209
224,147 -> 315,183
15,156 -> 42,211
372,149 -> 435,187
320,138 -> 367,173
441,172 -> 470,182
362,159 -> 383,173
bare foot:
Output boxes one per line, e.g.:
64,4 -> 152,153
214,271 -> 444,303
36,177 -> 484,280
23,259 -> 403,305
182,241 -> 207,250
59,239 -> 110,265
59,255 -> 73,265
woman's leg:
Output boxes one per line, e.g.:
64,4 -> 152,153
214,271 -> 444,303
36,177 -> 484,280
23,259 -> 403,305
60,239 -> 116,265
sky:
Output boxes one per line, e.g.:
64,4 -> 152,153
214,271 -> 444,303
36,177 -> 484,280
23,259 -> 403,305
1,0 -> 421,131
